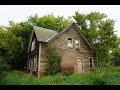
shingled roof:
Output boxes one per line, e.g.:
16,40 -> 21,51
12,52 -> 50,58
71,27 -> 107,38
33,26 -> 58,42
28,23 -> 95,52
27,26 -> 58,52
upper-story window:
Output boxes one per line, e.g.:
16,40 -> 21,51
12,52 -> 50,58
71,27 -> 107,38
75,39 -> 80,49
68,38 -> 73,48
31,39 -> 35,51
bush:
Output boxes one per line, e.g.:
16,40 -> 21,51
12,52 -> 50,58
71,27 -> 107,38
92,77 -> 107,85
62,71 -> 73,76
45,46 -> 62,75
0,58 -> 11,76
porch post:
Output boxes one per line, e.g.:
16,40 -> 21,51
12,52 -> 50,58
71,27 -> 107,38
38,43 -> 41,77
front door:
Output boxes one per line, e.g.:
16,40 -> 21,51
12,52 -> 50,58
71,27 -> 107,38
77,57 -> 83,73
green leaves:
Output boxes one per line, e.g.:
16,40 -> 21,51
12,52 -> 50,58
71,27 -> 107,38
0,11 -> 119,71
0,13 -> 70,71
45,46 -> 61,75
73,11 -> 118,67
28,13 -> 70,32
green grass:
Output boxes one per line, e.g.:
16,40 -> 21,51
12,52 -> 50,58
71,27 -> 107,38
1,66 -> 120,85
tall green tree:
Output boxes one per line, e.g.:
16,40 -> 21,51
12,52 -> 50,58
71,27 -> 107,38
111,37 -> 120,66
0,21 -> 33,70
0,13 -> 70,70
73,11 -> 118,67
28,13 -> 70,32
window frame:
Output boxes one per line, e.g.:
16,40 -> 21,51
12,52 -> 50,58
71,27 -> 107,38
89,57 -> 94,69
67,37 -> 73,48
75,39 -> 80,49
31,39 -> 36,51
77,57 -> 84,72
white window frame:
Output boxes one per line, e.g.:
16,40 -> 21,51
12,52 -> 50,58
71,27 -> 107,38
31,39 -> 35,51
67,37 -> 73,48
75,39 -> 80,49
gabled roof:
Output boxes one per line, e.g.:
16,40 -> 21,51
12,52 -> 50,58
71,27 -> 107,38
33,26 -> 58,42
28,23 -> 95,52
48,23 -> 95,49
27,26 -> 58,52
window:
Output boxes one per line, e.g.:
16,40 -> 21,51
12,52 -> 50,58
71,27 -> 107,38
28,60 -> 31,70
89,57 -> 94,69
33,55 -> 38,71
75,39 -> 80,49
31,39 -> 35,51
68,38 -> 73,48
77,57 -> 83,72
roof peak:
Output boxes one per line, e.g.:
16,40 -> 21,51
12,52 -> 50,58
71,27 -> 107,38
33,26 -> 57,33
33,25 -> 58,42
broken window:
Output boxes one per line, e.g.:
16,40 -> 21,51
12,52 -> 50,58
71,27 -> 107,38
31,39 -> 35,51
75,39 -> 80,49
89,57 -> 94,69
68,38 -> 73,48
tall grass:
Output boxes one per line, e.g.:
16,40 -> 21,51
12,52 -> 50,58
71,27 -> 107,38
0,66 -> 120,85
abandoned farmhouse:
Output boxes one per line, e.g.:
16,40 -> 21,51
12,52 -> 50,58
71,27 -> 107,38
27,22 -> 97,77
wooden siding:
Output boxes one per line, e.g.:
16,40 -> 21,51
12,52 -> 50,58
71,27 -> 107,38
29,33 -> 39,58
50,25 -> 96,73
28,32 -> 39,75
38,43 -> 47,76
28,25 -> 97,77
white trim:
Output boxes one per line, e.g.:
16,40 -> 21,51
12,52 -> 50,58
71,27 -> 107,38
31,39 -> 35,51
75,39 -> 80,49
67,37 -> 73,48
45,34 -> 57,42
38,43 -> 41,77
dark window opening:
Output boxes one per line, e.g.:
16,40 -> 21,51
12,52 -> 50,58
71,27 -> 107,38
89,58 -> 93,69
68,38 -> 73,48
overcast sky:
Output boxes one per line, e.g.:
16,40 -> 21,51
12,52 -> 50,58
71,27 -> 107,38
0,5 -> 120,37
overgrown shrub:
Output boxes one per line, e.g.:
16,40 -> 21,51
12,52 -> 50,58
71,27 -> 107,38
45,46 -> 62,75
92,77 -> 107,85
0,58 -> 11,76
62,71 -> 73,76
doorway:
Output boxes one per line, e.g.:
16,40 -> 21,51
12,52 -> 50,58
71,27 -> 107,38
77,57 -> 83,73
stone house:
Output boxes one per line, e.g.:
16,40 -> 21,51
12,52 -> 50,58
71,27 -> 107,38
27,22 -> 97,77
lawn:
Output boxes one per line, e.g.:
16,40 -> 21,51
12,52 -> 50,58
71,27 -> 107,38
0,66 -> 120,85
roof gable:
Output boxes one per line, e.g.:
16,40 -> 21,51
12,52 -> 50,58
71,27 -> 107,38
27,26 -> 58,52
33,26 -> 58,42
48,23 -> 94,49
28,23 -> 95,52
